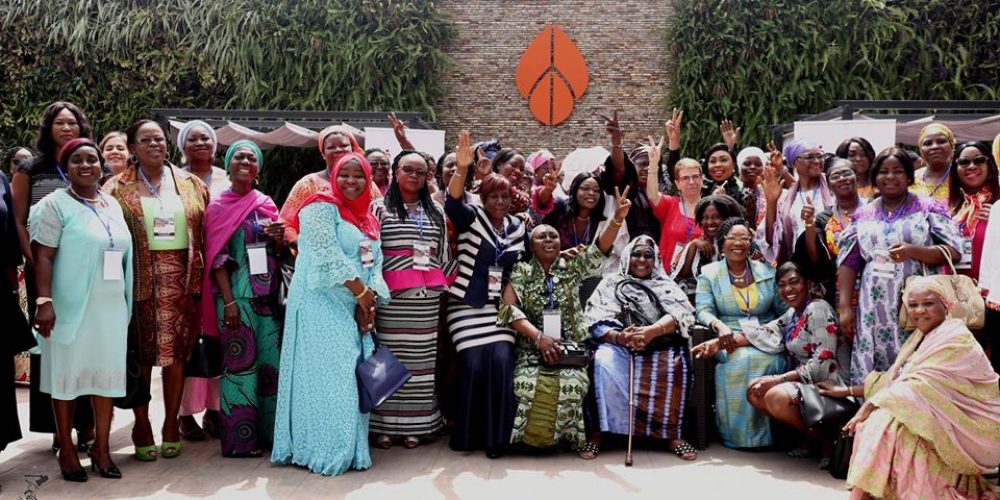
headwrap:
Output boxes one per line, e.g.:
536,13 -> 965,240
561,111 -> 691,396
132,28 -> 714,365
628,145 -> 651,164
291,152 -> 380,240
918,123 -> 956,148
200,188 -> 279,336
223,140 -> 263,173
782,139 -> 814,170
527,149 -> 555,171
736,147 -> 767,169
58,138 -> 99,168
176,120 -> 218,157
317,125 -> 363,157
902,276 -> 955,310
992,133 -> 1000,166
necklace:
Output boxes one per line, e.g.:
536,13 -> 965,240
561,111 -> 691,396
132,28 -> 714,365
728,265 -> 749,282
882,196 -> 907,216
575,214 -> 590,222
68,186 -> 101,203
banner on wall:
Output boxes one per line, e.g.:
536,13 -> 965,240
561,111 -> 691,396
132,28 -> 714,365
793,119 -> 897,154
363,127 -> 446,160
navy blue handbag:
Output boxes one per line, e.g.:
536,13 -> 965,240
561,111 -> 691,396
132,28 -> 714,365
356,329 -> 411,413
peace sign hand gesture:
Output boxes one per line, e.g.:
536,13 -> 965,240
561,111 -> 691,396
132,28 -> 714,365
766,140 -> 784,172
600,110 -> 623,147
647,135 -> 664,169
543,160 -> 563,193
665,108 -> 683,150
613,185 -> 632,221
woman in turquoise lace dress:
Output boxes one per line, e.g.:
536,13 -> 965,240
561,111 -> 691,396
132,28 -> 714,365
271,152 -> 389,476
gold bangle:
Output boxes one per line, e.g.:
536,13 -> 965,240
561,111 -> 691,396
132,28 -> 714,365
354,286 -> 369,299
848,386 -> 855,397
609,219 -> 623,229
805,223 -> 814,228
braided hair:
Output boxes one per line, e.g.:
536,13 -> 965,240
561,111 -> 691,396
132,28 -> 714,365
385,149 -> 444,229
714,216 -> 752,249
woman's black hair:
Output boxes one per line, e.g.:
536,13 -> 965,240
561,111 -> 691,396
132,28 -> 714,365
701,143 -> 739,180
436,151 -> 456,191
821,152 -> 837,174
714,216 -> 751,249
694,194 -> 745,224
385,149 -> 444,229
870,146 -> 916,189
364,148 -> 389,159
566,172 -> 607,223
125,119 -> 166,148
834,137 -> 876,168
948,141 -> 1000,212
3,146 -> 36,174
35,101 -> 93,162
490,148 -> 523,173
776,261 -> 806,282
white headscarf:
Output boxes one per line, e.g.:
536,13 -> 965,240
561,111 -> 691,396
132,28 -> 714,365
176,120 -> 219,158
736,146 -> 767,170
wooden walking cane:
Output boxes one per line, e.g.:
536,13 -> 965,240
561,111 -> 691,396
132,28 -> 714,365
625,349 -> 635,467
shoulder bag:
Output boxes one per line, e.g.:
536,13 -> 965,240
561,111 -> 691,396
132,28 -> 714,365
185,335 -> 223,378
797,384 -> 860,429
615,279 -> 685,352
356,329 -> 411,413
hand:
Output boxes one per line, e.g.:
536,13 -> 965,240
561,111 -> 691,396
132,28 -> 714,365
665,108 -> 683,150
977,202 -> 993,222
712,185 -> 727,196
474,147 -> 493,177
625,325 -> 660,351
816,381 -> 851,399
692,237 -> 714,256
263,220 -> 285,242
766,140 -> 784,173
613,185 -> 632,221
356,287 -> 377,314
537,334 -> 560,365
223,301 -> 241,329
839,306 -> 856,342
542,160 -> 563,193
801,203 -> 815,226
35,302 -> 55,338
388,112 -> 408,145
748,375 -> 780,398
560,244 -> 585,260
514,211 -> 532,228
600,110 -> 623,147
843,401 -> 875,435
456,130 -> 474,172
691,339 -> 721,359
887,243 -> 914,263
714,321 -> 736,353
354,304 -> 375,333
720,119 -> 741,150
646,135 -> 664,171
762,163 -> 783,204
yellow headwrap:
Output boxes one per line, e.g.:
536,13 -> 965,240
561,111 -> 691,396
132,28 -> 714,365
918,123 -> 956,147
902,276 -> 955,310
993,133 -> 1000,166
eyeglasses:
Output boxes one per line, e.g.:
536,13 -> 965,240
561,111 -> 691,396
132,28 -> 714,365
399,165 -> 427,177
630,251 -> 655,260
724,236 -> 752,244
828,169 -> 856,181
797,154 -> 823,163
678,174 -> 702,184
956,155 -> 988,169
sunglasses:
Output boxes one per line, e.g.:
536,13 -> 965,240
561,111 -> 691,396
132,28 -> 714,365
956,155 -> 988,169
399,165 -> 428,177
796,154 -> 823,163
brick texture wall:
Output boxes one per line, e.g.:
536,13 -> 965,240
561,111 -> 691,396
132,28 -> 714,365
434,1 -> 674,159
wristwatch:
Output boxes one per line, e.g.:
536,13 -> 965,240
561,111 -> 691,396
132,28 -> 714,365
36,297 -> 53,306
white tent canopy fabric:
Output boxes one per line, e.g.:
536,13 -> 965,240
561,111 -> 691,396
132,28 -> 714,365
167,120 -> 364,150
856,114 -> 1000,145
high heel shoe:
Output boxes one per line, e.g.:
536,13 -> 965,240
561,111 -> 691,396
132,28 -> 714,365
90,460 -> 122,479
61,468 -> 88,482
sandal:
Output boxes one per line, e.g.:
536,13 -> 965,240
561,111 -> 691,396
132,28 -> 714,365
374,435 -> 393,449
179,416 -> 206,441
577,441 -> 599,460
403,436 -> 420,449
668,439 -> 698,461
131,426 -> 157,462
202,410 -> 221,439
160,441 -> 182,459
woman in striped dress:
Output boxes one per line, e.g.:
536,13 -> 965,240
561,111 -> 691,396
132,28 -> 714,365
445,132 -> 527,458
370,150 -> 450,448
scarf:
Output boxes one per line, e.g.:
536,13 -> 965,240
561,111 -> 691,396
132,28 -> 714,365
993,133 -> 1000,166
952,186 -> 992,238
176,120 -> 218,157
223,140 -> 263,172
317,125 -> 363,157
200,188 -> 279,336
918,122 -> 956,148
775,140 -> 834,262
527,149 -> 555,171
290,152 -> 380,240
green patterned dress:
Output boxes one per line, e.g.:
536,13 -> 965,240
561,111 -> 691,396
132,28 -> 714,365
499,244 -> 606,449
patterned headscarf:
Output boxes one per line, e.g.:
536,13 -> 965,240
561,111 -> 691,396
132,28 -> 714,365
317,125 -> 363,158
176,120 -> 218,157
918,123 -> 956,148
223,140 -> 263,172
902,276 -> 955,310
783,139 -> 815,170
291,152 -> 379,240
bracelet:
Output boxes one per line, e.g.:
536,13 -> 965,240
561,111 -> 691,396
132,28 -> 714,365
805,223 -> 814,228
224,300 -> 237,308
609,218 -> 623,229
848,386 -> 855,397
354,286 -> 369,299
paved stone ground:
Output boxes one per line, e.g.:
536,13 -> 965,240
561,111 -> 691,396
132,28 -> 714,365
1,372 -> 849,499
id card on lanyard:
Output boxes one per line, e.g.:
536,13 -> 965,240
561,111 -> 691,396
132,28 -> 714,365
247,213 -> 270,276
871,249 -> 897,280
542,276 -> 561,339
77,193 -> 122,281
140,167 -> 177,241
489,220 -> 508,298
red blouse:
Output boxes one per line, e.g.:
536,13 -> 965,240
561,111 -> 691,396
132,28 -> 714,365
653,196 -> 702,268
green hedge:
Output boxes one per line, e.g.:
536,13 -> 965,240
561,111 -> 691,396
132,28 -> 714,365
666,0 -> 1000,155
0,0 -> 452,202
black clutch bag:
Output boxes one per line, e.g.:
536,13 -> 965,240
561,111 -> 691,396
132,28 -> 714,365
798,384 -> 860,429
184,335 -> 223,378
828,433 -> 853,480
552,339 -> 594,368
356,330 -> 412,413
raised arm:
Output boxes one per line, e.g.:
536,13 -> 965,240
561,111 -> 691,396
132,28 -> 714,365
762,141 -> 784,247
600,110 -> 626,187
645,135 -> 665,205
596,186 -> 630,255
388,112 -> 416,151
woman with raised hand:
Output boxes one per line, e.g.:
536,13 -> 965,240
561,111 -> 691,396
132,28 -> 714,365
445,131 -> 527,459
835,137 -> 876,200
645,135 -> 704,273
499,186 -> 628,459
104,119 -> 209,461
585,235 -> 698,461
31,138 -> 133,481
910,123 -> 956,204
271,152 -> 389,476
202,140 -> 284,457
761,139 -> 834,265
691,217 -> 787,449
370,150 -> 450,449
821,278 -> 1000,499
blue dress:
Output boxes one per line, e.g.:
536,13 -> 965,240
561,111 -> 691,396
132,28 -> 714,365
270,203 -> 389,476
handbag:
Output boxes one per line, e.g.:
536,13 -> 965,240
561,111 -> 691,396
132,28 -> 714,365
899,245 -> 985,330
356,329 -> 411,413
615,279 -> 685,352
798,384 -> 860,429
3,292 -> 36,357
184,335 -> 223,378
552,339 -> 594,368
114,324 -> 152,409
828,433 -> 854,480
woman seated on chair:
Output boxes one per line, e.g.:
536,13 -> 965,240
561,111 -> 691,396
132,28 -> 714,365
498,187 -> 630,459
690,216 -> 787,449
584,235 -> 699,461
821,277 -> 1000,499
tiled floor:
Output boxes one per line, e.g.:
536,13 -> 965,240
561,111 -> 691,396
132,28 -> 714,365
1,373 -> 848,499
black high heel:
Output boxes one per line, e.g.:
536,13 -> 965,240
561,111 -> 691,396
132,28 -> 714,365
61,468 -> 88,482
87,449 -> 123,479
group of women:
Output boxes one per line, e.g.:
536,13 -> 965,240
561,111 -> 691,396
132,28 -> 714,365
2,101 -> 999,499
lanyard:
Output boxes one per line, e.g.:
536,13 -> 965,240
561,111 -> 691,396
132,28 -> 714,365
797,184 -> 819,207
494,220 -> 508,265
926,166 -> 951,198
734,283 -> 753,315
415,203 -> 425,241
545,276 -> 556,309
55,163 -> 69,184
138,167 -> 166,211
74,191 -> 115,249
880,195 -> 911,239
680,199 -> 695,242
571,218 -> 590,246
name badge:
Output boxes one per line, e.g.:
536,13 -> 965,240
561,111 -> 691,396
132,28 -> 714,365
871,249 -> 896,280
359,240 -> 375,268
103,250 -> 123,281
413,242 -> 432,271
487,266 -> 503,297
955,238 -> 973,270
543,309 -> 562,340
247,242 -> 268,276
738,317 -> 760,332
153,209 -> 176,240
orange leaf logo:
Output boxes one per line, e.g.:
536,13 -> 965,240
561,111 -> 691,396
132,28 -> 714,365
515,24 -> 589,126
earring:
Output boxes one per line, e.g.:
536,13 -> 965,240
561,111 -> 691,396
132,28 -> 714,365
129,154 -> 138,166
253,178 -> 259,186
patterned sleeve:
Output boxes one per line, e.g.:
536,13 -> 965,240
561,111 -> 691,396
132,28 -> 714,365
694,272 -> 721,328
27,194 -> 63,248
659,286 -> 696,338
795,301 -> 841,384
836,220 -> 864,271
745,308 -> 789,355
300,204 -> 360,290
568,242 -> 607,279
497,262 -> 532,328
584,276 -> 624,339
926,201 -> 964,255
279,176 -> 318,242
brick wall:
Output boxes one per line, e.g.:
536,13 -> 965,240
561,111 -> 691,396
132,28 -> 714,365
434,0 -> 674,159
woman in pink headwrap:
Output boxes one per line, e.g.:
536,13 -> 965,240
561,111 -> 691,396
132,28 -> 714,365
821,277 -> 1000,499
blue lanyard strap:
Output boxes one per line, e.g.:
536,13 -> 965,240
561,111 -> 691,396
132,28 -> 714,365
928,166 -> 951,197
75,192 -> 115,249
571,218 -> 590,246
680,200 -> 695,242
415,203 -> 425,240
55,163 -> 69,184
880,194 -> 911,238
734,283 -> 753,315
797,184 -> 819,207
545,276 -> 556,309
